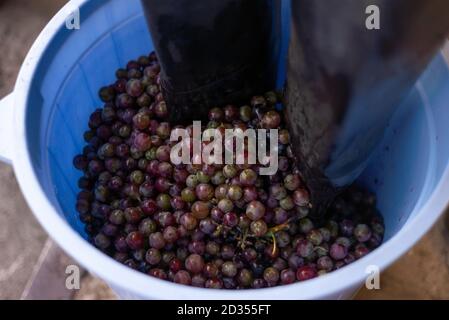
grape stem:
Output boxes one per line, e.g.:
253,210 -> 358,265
267,220 -> 291,234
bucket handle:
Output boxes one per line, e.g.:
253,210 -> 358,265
0,93 -> 14,164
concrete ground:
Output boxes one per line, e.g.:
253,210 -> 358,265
0,0 -> 448,300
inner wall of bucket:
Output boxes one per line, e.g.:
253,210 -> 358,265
25,0 -> 449,244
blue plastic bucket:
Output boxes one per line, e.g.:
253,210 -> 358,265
1,0 -> 449,299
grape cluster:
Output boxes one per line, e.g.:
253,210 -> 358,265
73,52 -> 385,289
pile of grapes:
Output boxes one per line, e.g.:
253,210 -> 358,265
73,52 -> 385,289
